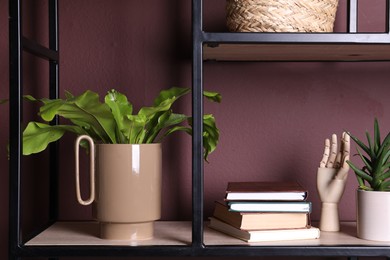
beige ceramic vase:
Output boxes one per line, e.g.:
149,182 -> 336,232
75,135 -> 162,240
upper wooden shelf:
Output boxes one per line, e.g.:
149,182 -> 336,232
203,43 -> 390,61
199,31 -> 390,61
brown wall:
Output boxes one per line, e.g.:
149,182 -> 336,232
2,0 -> 390,259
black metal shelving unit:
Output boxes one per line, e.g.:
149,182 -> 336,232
8,0 -> 390,259
193,0 -> 390,258
9,0 -> 60,259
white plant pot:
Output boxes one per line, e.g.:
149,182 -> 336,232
357,189 -> 390,241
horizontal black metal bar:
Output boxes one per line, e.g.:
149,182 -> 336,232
199,246 -> 390,257
13,244 -> 390,258
22,36 -> 59,61
202,32 -> 390,44
204,59 -> 390,63
16,245 -> 193,257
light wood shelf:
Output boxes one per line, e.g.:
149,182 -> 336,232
25,221 -> 390,247
26,221 -> 191,246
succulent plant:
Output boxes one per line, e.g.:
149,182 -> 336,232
347,118 -> 390,191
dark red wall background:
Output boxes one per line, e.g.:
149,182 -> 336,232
2,0 -> 390,259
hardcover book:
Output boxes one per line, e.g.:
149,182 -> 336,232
213,201 -> 310,230
225,181 -> 308,201
209,217 -> 320,242
227,201 -> 312,213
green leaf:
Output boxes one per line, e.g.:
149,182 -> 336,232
374,118 -> 381,153
38,98 -> 66,121
366,131 -> 375,159
202,114 -> 219,161
104,89 -> 133,143
377,170 -> 390,182
145,111 -> 169,143
126,114 -> 148,143
347,160 -> 373,183
139,97 -> 176,119
376,135 -> 390,164
105,89 -> 133,128
23,122 -> 86,155
379,148 -> 390,168
163,125 -> 192,139
146,111 -> 188,143
379,180 -> 390,191
133,93 -> 189,142
372,143 -> 390,181
159,113 -> 188,130
64,90 -> 74,99
133,96 -> 181,143
185,114 -> 220,162
203,90 -> 222,103
23,95 -> 38,102
39,90 -> 117,143
356,175 -> 365,188
380,162 -> 390,173
347,131 -> 371,157
356,147 -> 373,173
358,185 -> 373,191
153,87 -> 190,106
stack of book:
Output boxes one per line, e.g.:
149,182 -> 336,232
209,181 -> 320,242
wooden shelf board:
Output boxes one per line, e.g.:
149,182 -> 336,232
206,221 -> 390,246
25,221 -> 191,246
203,44 -> 390,61
25,221 -> 390,247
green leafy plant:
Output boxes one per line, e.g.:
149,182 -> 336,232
347,118 -> 390,191
23,87 -> 221,161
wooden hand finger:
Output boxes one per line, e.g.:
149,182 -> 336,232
334,151 -> 342,169
342,132 -> 350,156
326,134 -> 338,168
320,138 -> 330,168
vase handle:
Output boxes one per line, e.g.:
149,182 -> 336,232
75,135 -> 96,206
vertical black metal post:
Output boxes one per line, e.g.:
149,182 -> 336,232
192,0 -> 204,251
8,0 -> 23,259
48,0 -> 59,224
386,0 -> 390,33
347,0 -> 358,33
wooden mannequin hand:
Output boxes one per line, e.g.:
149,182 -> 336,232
317,132 -> 350,231
319,132 -> 350,180
317,132 -> 350,203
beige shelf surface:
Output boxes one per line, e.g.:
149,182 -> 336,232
26,221 -> 191,246
26,221 -> 390,247
203,44 -> 390,61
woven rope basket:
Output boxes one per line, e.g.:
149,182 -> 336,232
226,0 -> 339,32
